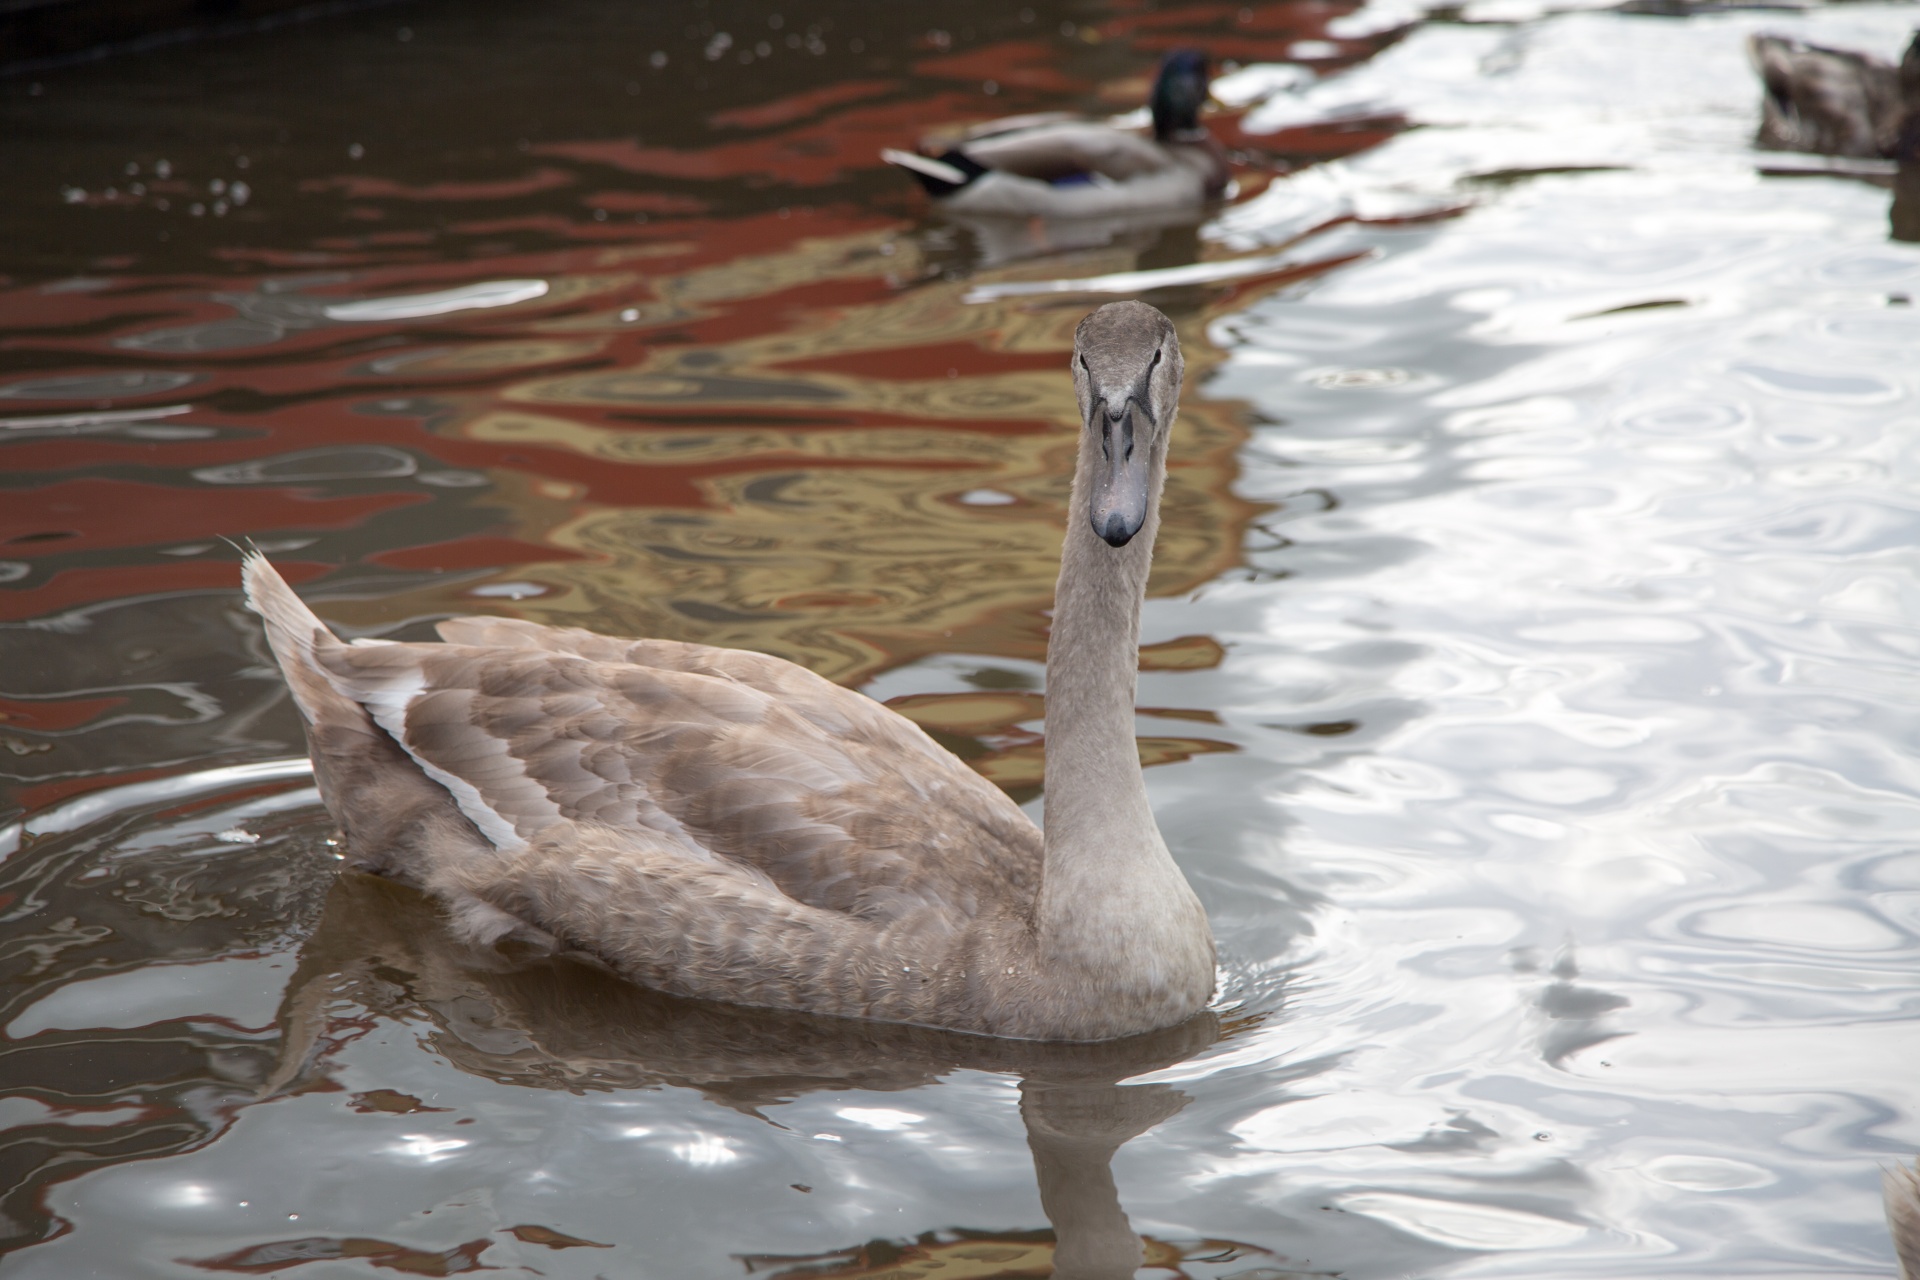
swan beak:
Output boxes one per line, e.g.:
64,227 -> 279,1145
1089,400 -> 1151,547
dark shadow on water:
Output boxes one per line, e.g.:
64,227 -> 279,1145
1893,160 -> 1920,243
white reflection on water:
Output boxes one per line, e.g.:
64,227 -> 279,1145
7,954 -> 295,1038
388,1134 -> 469,1163
0,1097 -> 149,1130
1135,6 -> 1920,1272
321,278 -> 549,322
1233,1093 -> 1468,1155
161,1183 -> 220,1208
1689,903 -> 1904,952
1643,1154 -> 1776,1192
672,1134 -> 743,1167
1339,1192 -> 1590,1251
8,756 -> 312,847
834,1107 -> 925,1132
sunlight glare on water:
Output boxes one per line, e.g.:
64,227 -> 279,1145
1,0 -> 1918,1276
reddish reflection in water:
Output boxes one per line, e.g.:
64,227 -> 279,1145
737,1228 -> 1281,1280
184,1234 -> 496,1275
3,17 -> 1388,1239
0,0 -> 1407,823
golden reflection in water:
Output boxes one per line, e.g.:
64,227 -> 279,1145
373,228 -> 1266,686
359,338 -> 608,376
877,687 -> 1235,798
737,1230 -> 1279,1280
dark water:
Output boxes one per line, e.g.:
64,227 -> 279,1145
4,1 -> 1920,1275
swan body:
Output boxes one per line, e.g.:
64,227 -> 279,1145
884,49 -> 1229,219
1749,31 -> 1920,159
245,301 -> 1213,1043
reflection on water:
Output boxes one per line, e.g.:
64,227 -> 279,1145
431,225 -> 1267,682
1894,162 -> 1920,243
257,873 -> 1240,1280
5,0 -> 1920,1275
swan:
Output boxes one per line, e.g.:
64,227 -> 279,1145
882,49 -> 1230,219
1748,30 -> 1919,159
243,300 -> 1214,1043
1889,1160 -> 1920,1280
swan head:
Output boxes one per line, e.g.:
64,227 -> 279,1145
1072,302 -> 1183,549
1151,49 -> 1211,141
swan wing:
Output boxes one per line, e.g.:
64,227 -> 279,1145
312,636 -> 1043,925
433,616 -> 957,767
442,821 -> 969,1026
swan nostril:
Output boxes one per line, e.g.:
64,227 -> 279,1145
1119,403 -> 1140,460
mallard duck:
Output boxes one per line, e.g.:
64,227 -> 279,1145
244,301 -> 1214,1043
1749,30 -> 1920,159
883,49 -> 1230,219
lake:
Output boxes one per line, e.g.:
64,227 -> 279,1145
3,1 -> 1919,1275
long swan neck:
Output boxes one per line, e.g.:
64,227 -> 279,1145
1036,424 -> 1175,962
1041,441 -> 1160,850
1023,302 -> 1213,1036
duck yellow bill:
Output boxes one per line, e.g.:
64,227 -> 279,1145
1088,399 -> 1151,547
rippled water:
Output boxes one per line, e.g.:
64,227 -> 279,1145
4,1 -> 1920,1275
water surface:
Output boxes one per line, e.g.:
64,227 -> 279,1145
3,1 -> 1919,1276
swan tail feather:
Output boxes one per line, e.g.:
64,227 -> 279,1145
241,550 -> 354,731
241,553 -> 495,885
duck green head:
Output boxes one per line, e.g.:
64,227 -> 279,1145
1151,49 -> 1211,141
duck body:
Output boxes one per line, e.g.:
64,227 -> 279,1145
1749,31 -> 1920,159
245,302 -> 1214,1043
884,49 -> 1229,219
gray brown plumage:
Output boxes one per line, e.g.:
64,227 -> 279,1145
267,870 -> 1219,1103
1749,31 -> 1920,160
244,300 -> 1214,1042
1888,1160 -> 1920,1280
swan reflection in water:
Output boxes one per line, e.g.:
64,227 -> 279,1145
262,873 -> 1286,1280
